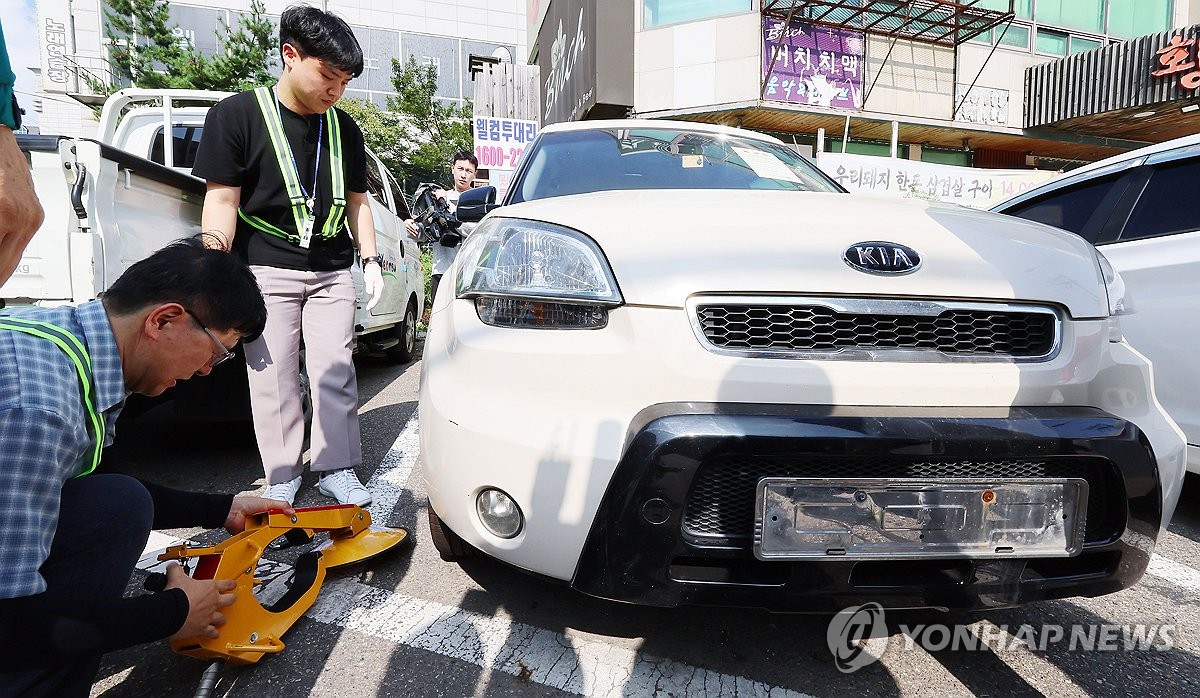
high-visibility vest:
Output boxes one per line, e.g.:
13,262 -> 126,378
0,318 -> 104,477
238,85 -> 347,245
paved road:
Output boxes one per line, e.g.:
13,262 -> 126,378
90,349 -> 1200,697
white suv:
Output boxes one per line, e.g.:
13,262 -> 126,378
420,119 -> 1186,612
993,134 -> 1200,475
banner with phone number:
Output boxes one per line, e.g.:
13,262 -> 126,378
473,117 -> 540,171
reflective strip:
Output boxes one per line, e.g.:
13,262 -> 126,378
238,207 -> 298,243
0,318 -> 104,477
252,87 -> 309,235
322,110 -> 346,239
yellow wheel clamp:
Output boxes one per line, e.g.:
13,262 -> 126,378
155,503 -> 409,667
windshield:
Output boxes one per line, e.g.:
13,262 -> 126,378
509,127 -> 844,203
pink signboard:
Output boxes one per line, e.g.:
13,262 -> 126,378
762,16 -> 864,110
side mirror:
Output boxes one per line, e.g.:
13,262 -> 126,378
455,185 -> 498,223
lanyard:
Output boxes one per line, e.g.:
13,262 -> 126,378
275,87 -> 323,214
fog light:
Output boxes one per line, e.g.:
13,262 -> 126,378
476,488 -> 523,538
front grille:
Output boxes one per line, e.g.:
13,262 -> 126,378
684,456 -> 1116,544
695,301 -> 1057,359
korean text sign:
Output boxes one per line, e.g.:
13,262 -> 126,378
762,16 -> 864,110
473,117 -> 540,171
817,153 -> 1062,210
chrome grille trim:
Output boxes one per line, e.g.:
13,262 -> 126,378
686,296 -> 1062,362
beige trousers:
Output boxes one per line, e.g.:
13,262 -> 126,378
245,265 -> 362,485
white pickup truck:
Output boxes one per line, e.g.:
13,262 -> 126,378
2,89 -> 424,417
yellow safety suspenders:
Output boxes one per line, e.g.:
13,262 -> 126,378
0,318 -> 104,477
239,85 -> 347,247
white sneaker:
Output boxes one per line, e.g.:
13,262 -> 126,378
263,475 -> 302,505
319,468 -> 372,507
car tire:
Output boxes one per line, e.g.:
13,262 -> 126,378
386,300 -> 418,364
427,505 -> 477,561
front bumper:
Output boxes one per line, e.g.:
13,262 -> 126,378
573,404 -> 1161,612
420,300 -> 1185,607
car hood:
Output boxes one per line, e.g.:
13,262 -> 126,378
495,190 -> 1109,318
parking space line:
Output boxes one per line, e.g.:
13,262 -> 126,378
1148,553 -> 1200,594
366,412 -> 421,516
317,575 -> 819,697
134,538 -> 812,697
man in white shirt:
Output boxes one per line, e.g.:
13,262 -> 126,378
405,150 -> 478,304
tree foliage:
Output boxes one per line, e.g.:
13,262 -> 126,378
101,0 -> 276,93
335,98 -> 407,183
385,56 -> 473,192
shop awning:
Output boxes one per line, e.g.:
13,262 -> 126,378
761,1 -> 1014,47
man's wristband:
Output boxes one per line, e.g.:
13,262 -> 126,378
361,255 -> 382,266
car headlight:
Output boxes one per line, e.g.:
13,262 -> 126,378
455,217 -> 622,329
1096,249 -> 1134,342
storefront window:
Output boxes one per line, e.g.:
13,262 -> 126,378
643,0 -> 751,28
975,0 -> 1033,20
1036,28 -> 1069,56
1034,0 -> 1104,34
997,23 -> 1031,49
1069,36 -> 1103,54
1107,0 -> 1172,40
968,28 -> 993,45
967,22 -> 1031,49
922,149 -> 972,167
825,139 -> 907,158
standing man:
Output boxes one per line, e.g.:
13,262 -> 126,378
0,17 -> 45,284
405,150 -> 478,304
0,239 -> 289,696
193,5 -> 381,507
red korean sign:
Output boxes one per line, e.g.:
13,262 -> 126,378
1150,34 -> 1200,90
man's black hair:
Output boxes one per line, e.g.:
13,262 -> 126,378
451,150 -> 479,169
279,4 -> 364,77
102,238 -> 268,342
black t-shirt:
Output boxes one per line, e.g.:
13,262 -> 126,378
192,88 -> 368,271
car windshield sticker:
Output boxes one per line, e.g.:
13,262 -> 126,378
732,146 -> 803,183
682,155 -> 704,168
617,135 -> 670,155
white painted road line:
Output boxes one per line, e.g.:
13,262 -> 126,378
308,576 -> 814,698
137,539 -> 813,697
1148,553 -> 1200,593
365,412 -> 421,520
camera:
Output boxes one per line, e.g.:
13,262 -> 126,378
411,183 -> 464,248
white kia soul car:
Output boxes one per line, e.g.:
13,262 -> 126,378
993,133 -> 1200,476
419,119 -> 1185,612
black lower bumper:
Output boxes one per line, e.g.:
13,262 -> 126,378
571,404 -> 1162,612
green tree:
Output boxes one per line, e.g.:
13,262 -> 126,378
336,98 -> 408,184
386,56 -> 473,192
101,0 -> 276,93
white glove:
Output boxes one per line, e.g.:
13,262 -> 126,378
364,262 -> 384,311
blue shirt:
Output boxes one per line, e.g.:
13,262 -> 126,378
0,301 -> 128,599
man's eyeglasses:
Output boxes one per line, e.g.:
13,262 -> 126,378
184,308 -> 236,367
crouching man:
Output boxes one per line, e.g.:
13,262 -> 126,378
0,239 -> 292,697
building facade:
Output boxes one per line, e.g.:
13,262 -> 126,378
529,0 -> 1200,169
33,0 -> 528,137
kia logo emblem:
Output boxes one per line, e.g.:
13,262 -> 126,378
843,241 -> 922,275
